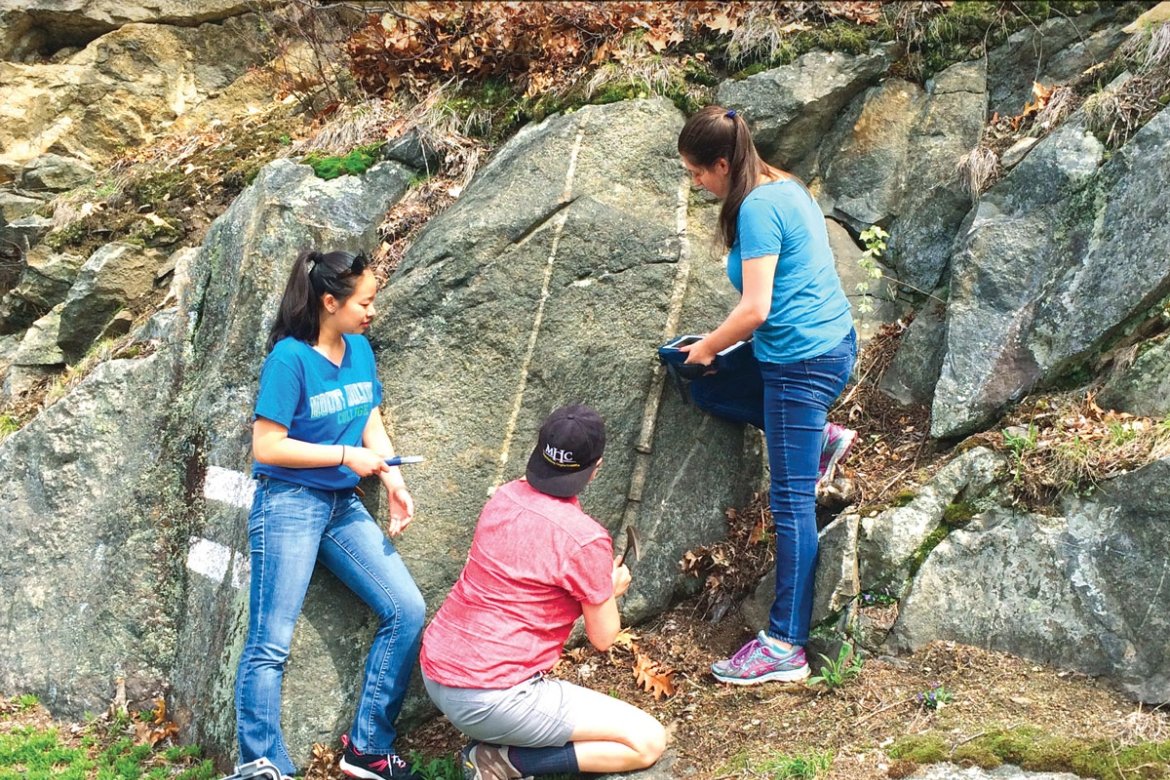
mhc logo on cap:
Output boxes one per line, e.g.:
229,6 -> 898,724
526,404 -> 606,498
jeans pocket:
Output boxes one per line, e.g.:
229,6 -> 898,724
263,477 -> 305,497
807,329 -> 857,365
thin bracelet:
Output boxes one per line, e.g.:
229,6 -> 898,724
340,444 -> 346,466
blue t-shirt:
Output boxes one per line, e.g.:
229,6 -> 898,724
252,334 -> 383,490
728,180 -> 852,364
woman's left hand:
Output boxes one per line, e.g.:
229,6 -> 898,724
384,484 -> 415,536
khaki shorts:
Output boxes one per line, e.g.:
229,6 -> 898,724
423,672 -> 604,748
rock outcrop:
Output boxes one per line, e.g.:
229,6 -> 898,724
932,106 -> 1170,438
0,0 -> 260,60
888,457 -> 1170,703
0,15 -> 269,177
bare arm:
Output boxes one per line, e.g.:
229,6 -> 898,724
363,407 -> 415,535
682,253 -> 778,365
581,559 -> 631,651
252,416 -> 388,477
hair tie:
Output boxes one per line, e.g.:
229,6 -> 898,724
306,251 -> 319,270
725,109 -> 737,119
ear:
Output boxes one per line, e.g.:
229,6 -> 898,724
713,157 -> 730,175
321,293 -> 339,315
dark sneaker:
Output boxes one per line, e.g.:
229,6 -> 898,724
817,422 -> 857,486
339,734 -> 421,780
460,741 -> 525,780
711,631 -> 810,685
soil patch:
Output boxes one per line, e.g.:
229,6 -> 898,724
392,606 -> 1169,779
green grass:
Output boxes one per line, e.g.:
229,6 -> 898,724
0,700 -> 215,780
0,727 -> 92,779
759,750 -> 833,779
890,726 -> 1170,779
719,748 -> 834,779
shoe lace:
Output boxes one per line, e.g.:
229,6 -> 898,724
728,638 -> 762,665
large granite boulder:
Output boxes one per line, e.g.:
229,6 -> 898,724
369,98 -> 761,625
858,447 -> 1004,589
814,77 -> 924,233
166,157 -> 415,764
932,105 -> 1170,438
887,456 -> 1170,703
0,348 -> 181,715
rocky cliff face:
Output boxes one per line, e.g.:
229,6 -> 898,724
1,3 -> 1169,769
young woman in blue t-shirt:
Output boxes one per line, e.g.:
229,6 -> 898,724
236,249 -> 425,780
677,106 -> 857,685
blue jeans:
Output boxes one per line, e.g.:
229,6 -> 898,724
236,477 -> 426,775
690,330 -> 856,645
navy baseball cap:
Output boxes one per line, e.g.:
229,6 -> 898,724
526,404 -> 606,498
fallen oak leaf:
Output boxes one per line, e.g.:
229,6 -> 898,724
633,652 -> 677,700
612,629 -> 639,650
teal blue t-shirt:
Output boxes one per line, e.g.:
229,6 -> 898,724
252,334 -> 383,490
728,180 -> 852,364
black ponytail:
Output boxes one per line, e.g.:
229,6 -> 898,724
266,249 -> 369,352
678,105 -> 774,250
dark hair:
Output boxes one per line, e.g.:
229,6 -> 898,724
677,105 -> 771,249
266,249 -> 369,351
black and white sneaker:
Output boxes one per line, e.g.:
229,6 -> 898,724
339,734 -> 421,780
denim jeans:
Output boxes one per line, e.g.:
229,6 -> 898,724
236,477 -> 426,775
690,330 -> 856,645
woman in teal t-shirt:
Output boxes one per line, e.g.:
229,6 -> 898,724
677,106 -> 857,685
236,249 -> 424,780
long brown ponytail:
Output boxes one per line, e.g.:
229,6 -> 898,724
266,249 -> 368,352
677,105 -> 771,250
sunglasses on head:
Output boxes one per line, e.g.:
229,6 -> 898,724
309,251 -> 367,276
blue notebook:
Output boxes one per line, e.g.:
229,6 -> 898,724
657,335 -> 754,377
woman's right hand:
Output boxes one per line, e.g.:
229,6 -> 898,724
612,557 -> 632,598
679,339 -> 715,367
341,445 -> 389,478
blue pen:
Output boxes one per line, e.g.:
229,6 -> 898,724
384,455 -> 425,467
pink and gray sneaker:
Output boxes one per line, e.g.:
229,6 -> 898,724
817,422 -> 858,486
339,734 -> 421,780
711,631 -> 810,685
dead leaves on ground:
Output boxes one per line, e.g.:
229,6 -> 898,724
973,391 -> 1170,507
133,698 -> 180,748
681,498 -> 775,623
554,627 -> 678,701
347,2 -> 891,99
